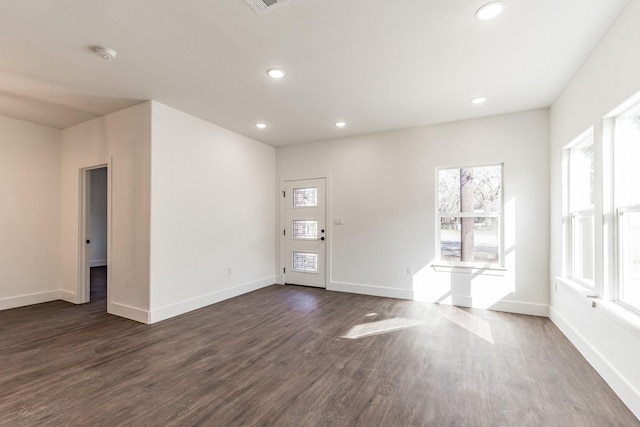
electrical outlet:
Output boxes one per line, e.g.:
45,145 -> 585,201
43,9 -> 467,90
407,267 -> 413,276
228,267 -> 233,275
125,277 -> 130,288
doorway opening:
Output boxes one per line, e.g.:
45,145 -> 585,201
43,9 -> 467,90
79,166 -> 108,309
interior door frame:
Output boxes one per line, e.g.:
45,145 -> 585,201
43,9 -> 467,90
78,162 -> 111,305
279,174 -> 331,288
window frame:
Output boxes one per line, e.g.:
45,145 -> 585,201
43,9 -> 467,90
616,206 -> 640,312
564,131 -> 596,289
435,163 -> 504,268
612,101 -> 640,313
556,92 -> 640,330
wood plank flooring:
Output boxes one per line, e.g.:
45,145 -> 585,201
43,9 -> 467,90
1,268 -> 638,426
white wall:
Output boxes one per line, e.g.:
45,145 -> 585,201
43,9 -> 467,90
59,100 -> 277,324
277,109 -> 550,316
60,102 -> 151,321
550,0 -> 640,418
0,116 -> 61,309
148,102 -> 276,323
89,167 -> 108,267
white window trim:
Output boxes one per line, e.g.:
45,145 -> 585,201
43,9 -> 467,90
563,128 -> 596,290
559,91 -> 640,333
569,209 -> 595,289
602,93 -> 640,318
615,205 -> 640,313
610,99 -> 640,314
435,163 -> 504,269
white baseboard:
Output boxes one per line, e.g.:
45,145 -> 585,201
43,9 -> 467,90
428,294 -> 548,317
452,295 -> 473,307
58,289 -> 77,304
328,281 -> 413,300
0,290 -> 60,311
90,259 -> 107,267
0,289 -> 151,324
299,281 -> 546,318
148,276 -> 276,324
109,301 -> 150,324
489,299 -> 549,317
550,307 -> 640,420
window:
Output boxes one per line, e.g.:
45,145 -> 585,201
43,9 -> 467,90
560,94 -> 640,321
292,220 -> 318,240
292,187 -> 317,207
567,132 -> 595,287
614,103 -> 640,311
437,165 -> 502,265
292,252 -> 318,273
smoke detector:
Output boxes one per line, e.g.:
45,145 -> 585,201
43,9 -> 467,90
95,46 -> 117,61
243,0 -> 290,15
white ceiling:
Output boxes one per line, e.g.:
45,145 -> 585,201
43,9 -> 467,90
0,0 -> 629,146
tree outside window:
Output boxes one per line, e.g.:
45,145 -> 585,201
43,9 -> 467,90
438,165 -> 502,264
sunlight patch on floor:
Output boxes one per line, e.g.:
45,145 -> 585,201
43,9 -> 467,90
444,307 -> 494,344
341,318 -> 423,340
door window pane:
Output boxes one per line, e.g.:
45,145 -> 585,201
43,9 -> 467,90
293,220 -> 318,240
292,252 -> 318,273
292,187 -> 317,207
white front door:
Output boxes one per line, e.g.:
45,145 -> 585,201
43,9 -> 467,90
283,178 -> 326,288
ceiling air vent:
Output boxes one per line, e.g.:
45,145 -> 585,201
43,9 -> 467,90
244,0 -> 290,15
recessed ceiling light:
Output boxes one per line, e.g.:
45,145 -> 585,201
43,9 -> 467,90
470,97 -> 487,105
95,46 -> 117,60
475,2 -> 505,20
256,123 -> 267,129
266,68 -> 286,79
335,121 -> 347,128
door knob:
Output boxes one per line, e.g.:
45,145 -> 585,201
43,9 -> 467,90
321,237 -> 325,241
321,229 -> 325,233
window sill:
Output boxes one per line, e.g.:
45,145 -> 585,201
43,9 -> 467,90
555,276 -> 640,335
594,300 -> 640,335
554,276 -> 596,298
431,262 -> 506,276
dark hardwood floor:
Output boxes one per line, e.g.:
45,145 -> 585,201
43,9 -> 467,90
90,265 -> 107,305
1,271 -> 638,426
